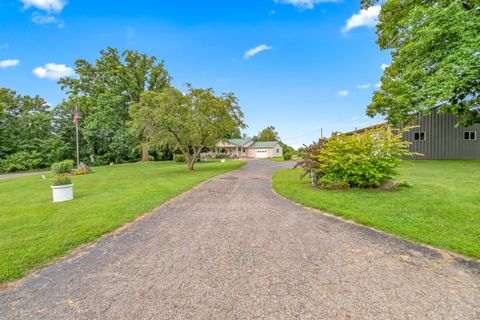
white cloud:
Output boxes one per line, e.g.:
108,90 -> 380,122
32,13 -> 58,24
343,5 -> 381,32
381,63 -> 389,70
356,83 -> 370,89
0,43 -> 9,49
374,82 -> 381,88
269,10 -> 276,16
0,59 -> 20,68
33,63 -> 73,80
275,0 -> 337,10
244,44 -> 273,59
20,1 -> 66,27
337,90 -> 349,97
19,0 -> 66,13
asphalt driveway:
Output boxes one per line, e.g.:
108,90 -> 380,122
0,171 -> 49,180
0,160 -> 479,319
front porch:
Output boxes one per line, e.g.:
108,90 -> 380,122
215,138 -> 253,159
215,146 -> 247,159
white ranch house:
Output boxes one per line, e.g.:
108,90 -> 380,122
215,139 -> 283,159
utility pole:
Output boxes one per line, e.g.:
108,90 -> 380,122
320,128 -> 323,139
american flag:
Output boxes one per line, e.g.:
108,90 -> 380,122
73,109 -> 79,125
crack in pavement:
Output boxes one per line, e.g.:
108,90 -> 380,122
0,160 -> 479,319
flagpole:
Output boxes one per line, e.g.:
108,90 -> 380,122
75,108 -> 80,168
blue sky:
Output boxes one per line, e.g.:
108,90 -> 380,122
0,0 -> 389,148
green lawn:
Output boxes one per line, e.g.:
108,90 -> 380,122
273,160 -> 480,258
0,160 -> 245,283
264,157 -> 291,162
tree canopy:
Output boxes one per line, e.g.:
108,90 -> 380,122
364,0 -> 480,126
0,89 -> 59,166
130,85 -> 246,171
256,126 -> 280,141
59,47 -> 171,101
58,47 -> 172,162
0,47 -> 245,172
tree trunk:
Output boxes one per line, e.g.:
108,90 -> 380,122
184,146 -> 202,171
186,154 -> 195,171
310,170 -> 318,187
141,143 -> 149,161
187,160 -> 195,171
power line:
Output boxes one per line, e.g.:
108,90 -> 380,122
281,129 -> 322,141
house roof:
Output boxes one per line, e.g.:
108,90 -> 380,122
250,141 -> 280,148
227,139 -> 253,146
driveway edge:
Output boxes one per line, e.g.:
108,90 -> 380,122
0,161 -> 247,292
270,184 -> 480,274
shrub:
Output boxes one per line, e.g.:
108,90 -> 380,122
51,160 -> 74,175
0,151 -> 43,173
298,126 -> 416,189
283,153 -> 292,161
155,150 -> 173,161
296,147 -> 305,158
215,153 -> 227,159
294,139 -> 328,184
52,173 -> 72,186
173,154 -> 185,163
92,156 -> 110,166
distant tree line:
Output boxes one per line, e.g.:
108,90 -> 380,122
0,47 -> 245,172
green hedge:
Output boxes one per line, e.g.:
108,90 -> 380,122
173,154 -> 185,163
51,160 -> 74,175
0,151 -> 43,173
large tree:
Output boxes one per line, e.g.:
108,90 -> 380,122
0,88 -> 56,164
363,0 -> 480,126
58,47 -> 171,161
130,85 -> 245,171
54,93 -> 137,164
255,126 -> 280,141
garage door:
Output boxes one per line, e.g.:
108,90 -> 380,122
256,149 -> 268,158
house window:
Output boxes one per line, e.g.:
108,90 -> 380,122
276,148 -> 279,153
464,131 -> 476,140
414,132 -> 425,141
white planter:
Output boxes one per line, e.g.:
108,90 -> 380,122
51,184 -> 74,202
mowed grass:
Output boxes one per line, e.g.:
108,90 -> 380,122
0,160 -> 245,283
273,160 -> 480,258
264,157 -> 291,162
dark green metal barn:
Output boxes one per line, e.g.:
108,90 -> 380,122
344,109 -> 480,160
403,108 -> 479,160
